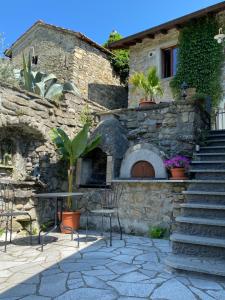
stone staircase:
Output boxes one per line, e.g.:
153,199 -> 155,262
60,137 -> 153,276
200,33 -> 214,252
166,130 -> 225,277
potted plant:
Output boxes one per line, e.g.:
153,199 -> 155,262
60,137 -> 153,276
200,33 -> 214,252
51,124 -> 101,233
129,66 -> 163,107
164,155 -> 190,180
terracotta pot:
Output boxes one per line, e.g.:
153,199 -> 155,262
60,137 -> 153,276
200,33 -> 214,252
58,211 -> 81,234
139,100 -> 156,108
170,168 -> 187,180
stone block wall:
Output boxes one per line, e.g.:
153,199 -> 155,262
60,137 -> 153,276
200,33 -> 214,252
0,82 -> 106,230
78,181 -> 188,235
99,100 -> 210,159
10,24 -> 127,109
129,29 -> 179,107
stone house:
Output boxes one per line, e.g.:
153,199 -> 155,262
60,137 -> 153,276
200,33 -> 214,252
109,1 -> 225,108
5,20 -> 127,109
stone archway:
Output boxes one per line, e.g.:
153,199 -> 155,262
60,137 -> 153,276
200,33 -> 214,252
120,143 -> 167,179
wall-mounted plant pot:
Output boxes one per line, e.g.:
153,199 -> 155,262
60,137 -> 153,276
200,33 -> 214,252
58,211 -> 81,234
170,168 -> 188,180
139,100 -> 156,108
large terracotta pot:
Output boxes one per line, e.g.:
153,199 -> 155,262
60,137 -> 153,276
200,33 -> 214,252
170,168 -> 187,180
139,100 -> 156,108
58,211 -> 81,234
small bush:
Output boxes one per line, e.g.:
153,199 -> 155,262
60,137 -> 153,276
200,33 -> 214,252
0,228 -> 4,237
149,226 -> 167,239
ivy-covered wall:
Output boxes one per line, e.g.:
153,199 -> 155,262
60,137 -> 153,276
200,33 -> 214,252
170,16 -> 224,107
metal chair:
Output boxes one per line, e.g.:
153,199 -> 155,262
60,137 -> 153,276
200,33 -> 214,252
86,184 -> 123,246
0,183 -> 32,252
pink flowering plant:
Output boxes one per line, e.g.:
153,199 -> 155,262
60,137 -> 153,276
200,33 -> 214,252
164,155 -> 190,170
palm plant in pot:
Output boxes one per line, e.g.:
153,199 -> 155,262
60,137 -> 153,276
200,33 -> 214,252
129,66 -> 163,107
51,124 -> 101,233
164,155 -> 190,180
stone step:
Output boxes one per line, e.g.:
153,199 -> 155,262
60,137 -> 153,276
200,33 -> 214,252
189,169 -> 225,179
194,152 -> 225,161
199,146 -> 225,153
191,161 -> 225,169
176,216 -> 225,227
171,233 -> 225,248
183,190 -> 225,196
166,254 -> 225,277
208,133 -> 225,139
188,182 -> 225,191
207,139 -> 225,144
210,129 -> 225,135
184,195 -> 225,205
181,206 -> 225,219
180,203 -> 225,210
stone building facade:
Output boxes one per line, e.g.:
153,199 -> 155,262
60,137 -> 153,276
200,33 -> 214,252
109,4 -> 225,109
6,21 -> 127,109
129,29 -> 179,107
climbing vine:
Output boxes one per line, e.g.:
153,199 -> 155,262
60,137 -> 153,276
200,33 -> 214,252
170,16 -> 224,107
104,31 -> 129,85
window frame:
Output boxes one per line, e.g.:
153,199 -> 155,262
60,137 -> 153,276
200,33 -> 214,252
161,45 -> 177,79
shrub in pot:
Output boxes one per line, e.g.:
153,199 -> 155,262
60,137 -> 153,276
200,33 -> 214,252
51,124 -> 101,233
129,66 -> 163,107
164,155 -> 190,180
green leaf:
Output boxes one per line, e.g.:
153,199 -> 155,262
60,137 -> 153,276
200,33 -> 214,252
45,83 -> 63,101
71,124 -> 89,162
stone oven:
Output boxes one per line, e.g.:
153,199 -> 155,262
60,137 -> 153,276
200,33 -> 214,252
120,143 -> 167,179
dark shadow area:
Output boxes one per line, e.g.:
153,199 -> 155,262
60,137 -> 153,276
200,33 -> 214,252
88,83 -> 128,109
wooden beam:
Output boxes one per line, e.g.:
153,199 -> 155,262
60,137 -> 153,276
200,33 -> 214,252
175,24 -> 182,30
147,34 -> 155,39
160,29 -> 168,34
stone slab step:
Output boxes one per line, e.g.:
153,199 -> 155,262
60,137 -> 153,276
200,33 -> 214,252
180,203 -> 225,210
208,133 -> 225,139
189,169 -> 225,173
194,152 -> 225,156
191,161 -> 225,164
207,139 -> 225,143
165,254 -> 225,277
183,190 -> 225,196
171,233 -> 225,248
176,216 -> 225,227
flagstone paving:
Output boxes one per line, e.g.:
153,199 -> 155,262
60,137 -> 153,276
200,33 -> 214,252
0,232 -> 225,299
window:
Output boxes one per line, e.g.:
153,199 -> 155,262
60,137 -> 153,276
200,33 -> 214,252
161,46 -> 177,78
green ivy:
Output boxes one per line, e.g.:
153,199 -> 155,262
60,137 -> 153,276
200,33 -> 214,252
170,16 -> 223,107
104,31 -> 129,85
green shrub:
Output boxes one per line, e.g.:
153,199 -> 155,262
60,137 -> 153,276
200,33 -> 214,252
104,31 -> 129,85
149,226 -> 167,239
0,228 -> 4,237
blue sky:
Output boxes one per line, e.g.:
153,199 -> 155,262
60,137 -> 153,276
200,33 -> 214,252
0,0 -> 222,49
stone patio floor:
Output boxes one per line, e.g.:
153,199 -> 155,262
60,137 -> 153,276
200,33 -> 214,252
0,232 -> 225,300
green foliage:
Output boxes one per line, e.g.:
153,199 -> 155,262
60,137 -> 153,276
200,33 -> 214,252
149,226 -> 167,239
104,31 -> 129,84
51,124 -> 101,209
40,221 -> 54,232
130,67 -> 163,101
170,16 -> 223,107
17,53 -> 80,101
80,104 -> 93,127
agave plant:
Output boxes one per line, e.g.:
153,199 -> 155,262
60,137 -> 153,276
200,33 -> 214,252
15,53 -> 80,101
51,124 -> 101,209
130,66 -> 163,102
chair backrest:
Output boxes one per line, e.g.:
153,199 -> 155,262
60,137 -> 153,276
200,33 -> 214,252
0,183 -> 14,213
101,184 -> 124,209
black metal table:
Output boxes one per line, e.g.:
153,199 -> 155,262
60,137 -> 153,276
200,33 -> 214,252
34,192 -> 83,251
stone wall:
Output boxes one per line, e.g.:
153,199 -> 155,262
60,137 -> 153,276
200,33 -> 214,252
10,24 -> 127,109
78,181 -> 188,235
99,99 -> 210,159
0,82 -> 106,230
129,29 -> 179,107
